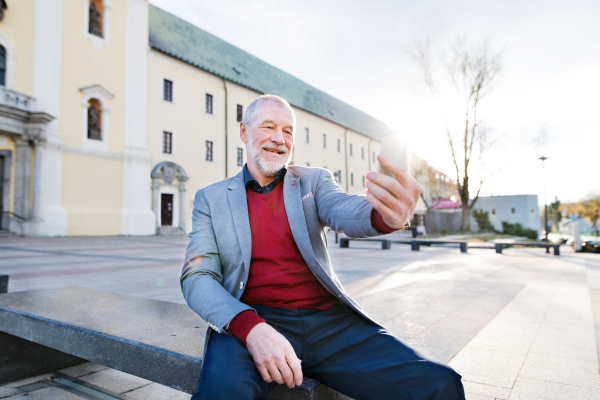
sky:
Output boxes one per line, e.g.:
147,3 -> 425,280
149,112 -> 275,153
150,0 -> 600,205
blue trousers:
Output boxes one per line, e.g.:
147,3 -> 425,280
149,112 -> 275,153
193,304 -> 465,400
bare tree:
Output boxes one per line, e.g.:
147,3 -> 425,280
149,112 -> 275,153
411,38 -> 503,231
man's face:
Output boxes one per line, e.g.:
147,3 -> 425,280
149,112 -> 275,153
241,100 -> 295,177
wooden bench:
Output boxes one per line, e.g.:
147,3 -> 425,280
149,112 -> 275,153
494,242 -> 560,255
0,284 -> 345,399
409,240 -> 468,253
339,238 -> 392,250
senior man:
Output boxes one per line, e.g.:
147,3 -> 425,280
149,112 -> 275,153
182,94 -> 465,400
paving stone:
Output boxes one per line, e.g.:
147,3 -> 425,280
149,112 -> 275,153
412,345 -> 457,364
449,349 -> 527,388
123,382 -> 189,400
408,326 -> 475,354
529,332 -> 598,361
58,362 -> 109,378
398,307 -> 448,325
0,387 -> 24,399
434,316 -> 491,334
2,386 -> 82,399
79,368 -> 152,394
462,380 -> 511,399
517,352 -> 600,390
508,376 -> 600,400
465,392 -> 497,400
382,317 -> 428,338
466,320 -> 539,355
14,381 -> 51,393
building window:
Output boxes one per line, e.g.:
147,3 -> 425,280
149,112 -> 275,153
351,173 -> 354,186
205,140 -> 213,161
305,128 -> 310,144
205,94 -> 213,114
0,46 -> 5,86
163,79 -> 173,102
349,143 -> 353,156
361,147 -> 365,160
237,104 -> 243,122
362,175 -> 366,187
87,99 -> 102,140
492,208 -> 496,215
88,0 -> 104,38
306,162 -> 310,167
336,170 -> 342,184
322,133 -> 327,148
511,208 -> 516,214
337,139 -> 341,153
163,131 -> 172,154
237,147 -> 244,166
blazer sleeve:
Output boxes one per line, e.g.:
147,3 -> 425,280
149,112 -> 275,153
314,169 -> 382,238
180,189 -> 253,333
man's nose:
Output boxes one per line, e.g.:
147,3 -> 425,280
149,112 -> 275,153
271,127 -> 285,145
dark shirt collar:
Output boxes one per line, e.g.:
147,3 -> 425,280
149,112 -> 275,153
243,164 -> 287,194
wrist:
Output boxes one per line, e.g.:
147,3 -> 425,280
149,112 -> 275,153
228,310 -> 266,344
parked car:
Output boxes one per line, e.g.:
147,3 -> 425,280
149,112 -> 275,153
581,239 -> 600,253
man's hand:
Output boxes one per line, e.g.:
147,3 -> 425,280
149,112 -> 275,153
246,323 -> 303,388
366,154 -> 422,230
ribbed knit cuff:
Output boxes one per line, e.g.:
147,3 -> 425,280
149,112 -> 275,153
371,209 -> 400,233
228,310 -> 266,345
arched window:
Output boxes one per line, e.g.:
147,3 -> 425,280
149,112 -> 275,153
88,0 -> 104,38
0,45 -> 6,87
87,99 -> 102,140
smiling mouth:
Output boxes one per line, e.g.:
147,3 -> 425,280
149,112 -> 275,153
263,148 -> 286,155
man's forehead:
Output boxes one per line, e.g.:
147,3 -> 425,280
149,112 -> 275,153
256,100 -> 294,121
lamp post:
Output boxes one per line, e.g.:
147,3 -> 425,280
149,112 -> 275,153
538,156 -> 549,241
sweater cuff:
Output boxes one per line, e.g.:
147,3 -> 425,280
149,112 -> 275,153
228,310 -> 266,344
371,209 -> 399,233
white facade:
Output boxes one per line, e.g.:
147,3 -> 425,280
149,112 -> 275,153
471,195 -> 541,235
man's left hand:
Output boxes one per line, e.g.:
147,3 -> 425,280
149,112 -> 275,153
365,154 -> 421,230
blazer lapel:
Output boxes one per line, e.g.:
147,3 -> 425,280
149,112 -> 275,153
227,171 -> 252,274
283,170 -> 317,266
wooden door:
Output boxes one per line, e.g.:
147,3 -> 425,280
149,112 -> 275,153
161,193 -> 173,226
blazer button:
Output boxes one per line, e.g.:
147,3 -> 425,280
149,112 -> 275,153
240,281 -> 244,290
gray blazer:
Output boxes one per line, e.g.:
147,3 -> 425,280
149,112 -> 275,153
181,166 -> 385,350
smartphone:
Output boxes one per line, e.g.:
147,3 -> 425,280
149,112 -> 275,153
377,129 -> 411,179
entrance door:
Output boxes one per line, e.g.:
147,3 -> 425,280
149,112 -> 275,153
161,193 -> 173,226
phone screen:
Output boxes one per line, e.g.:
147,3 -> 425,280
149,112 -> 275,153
377,129 -> 411,179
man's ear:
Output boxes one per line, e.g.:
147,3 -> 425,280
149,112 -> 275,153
240,122 -> 248,144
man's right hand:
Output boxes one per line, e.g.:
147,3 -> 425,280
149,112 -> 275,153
245,322 -> 303,388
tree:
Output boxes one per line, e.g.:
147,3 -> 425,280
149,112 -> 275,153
410,38 -> 503,231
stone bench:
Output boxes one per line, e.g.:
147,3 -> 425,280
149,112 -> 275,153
0,284 -> 346,399
409,240 -> 468,253
339,238 -> 392,250
494,242 -> 560,255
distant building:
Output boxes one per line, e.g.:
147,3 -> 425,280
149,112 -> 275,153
0,2 -> 388,236
471,195 -> 541,235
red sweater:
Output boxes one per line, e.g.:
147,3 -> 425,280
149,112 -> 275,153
228,183 -> 395,343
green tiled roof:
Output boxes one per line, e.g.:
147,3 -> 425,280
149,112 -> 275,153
148,5 -> 387,141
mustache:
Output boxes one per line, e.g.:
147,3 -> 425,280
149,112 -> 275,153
262,143 -> 288,154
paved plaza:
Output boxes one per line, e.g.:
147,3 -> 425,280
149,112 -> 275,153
1,232 -> 600,400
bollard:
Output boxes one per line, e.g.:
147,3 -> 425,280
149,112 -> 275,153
495,243 -> 503,254
460,242 -> 468,253
411,241 -> 420,251
340,238 -> 350,248
0,275 -> 8,294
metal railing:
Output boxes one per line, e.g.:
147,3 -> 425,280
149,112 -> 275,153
0,86 -> 36,112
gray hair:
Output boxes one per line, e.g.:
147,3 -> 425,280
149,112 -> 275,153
243,94 -> 296,130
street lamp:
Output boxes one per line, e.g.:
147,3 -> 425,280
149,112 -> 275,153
538,156 -> 549,241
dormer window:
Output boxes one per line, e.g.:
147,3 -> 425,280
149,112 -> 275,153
89,0 -> 104,38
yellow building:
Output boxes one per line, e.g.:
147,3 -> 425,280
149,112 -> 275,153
0,1 -> 388,236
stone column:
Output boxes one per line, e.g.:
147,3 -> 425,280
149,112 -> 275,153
152,178 -> 161,233
30,137 -> 45,235
178,183 -> 186,233
11,138 -> 32,235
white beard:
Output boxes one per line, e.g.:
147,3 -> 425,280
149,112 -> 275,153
247,141 -> 293,177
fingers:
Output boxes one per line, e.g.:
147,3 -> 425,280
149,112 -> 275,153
286,349 -> 304,387
377,154 -> 416,188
